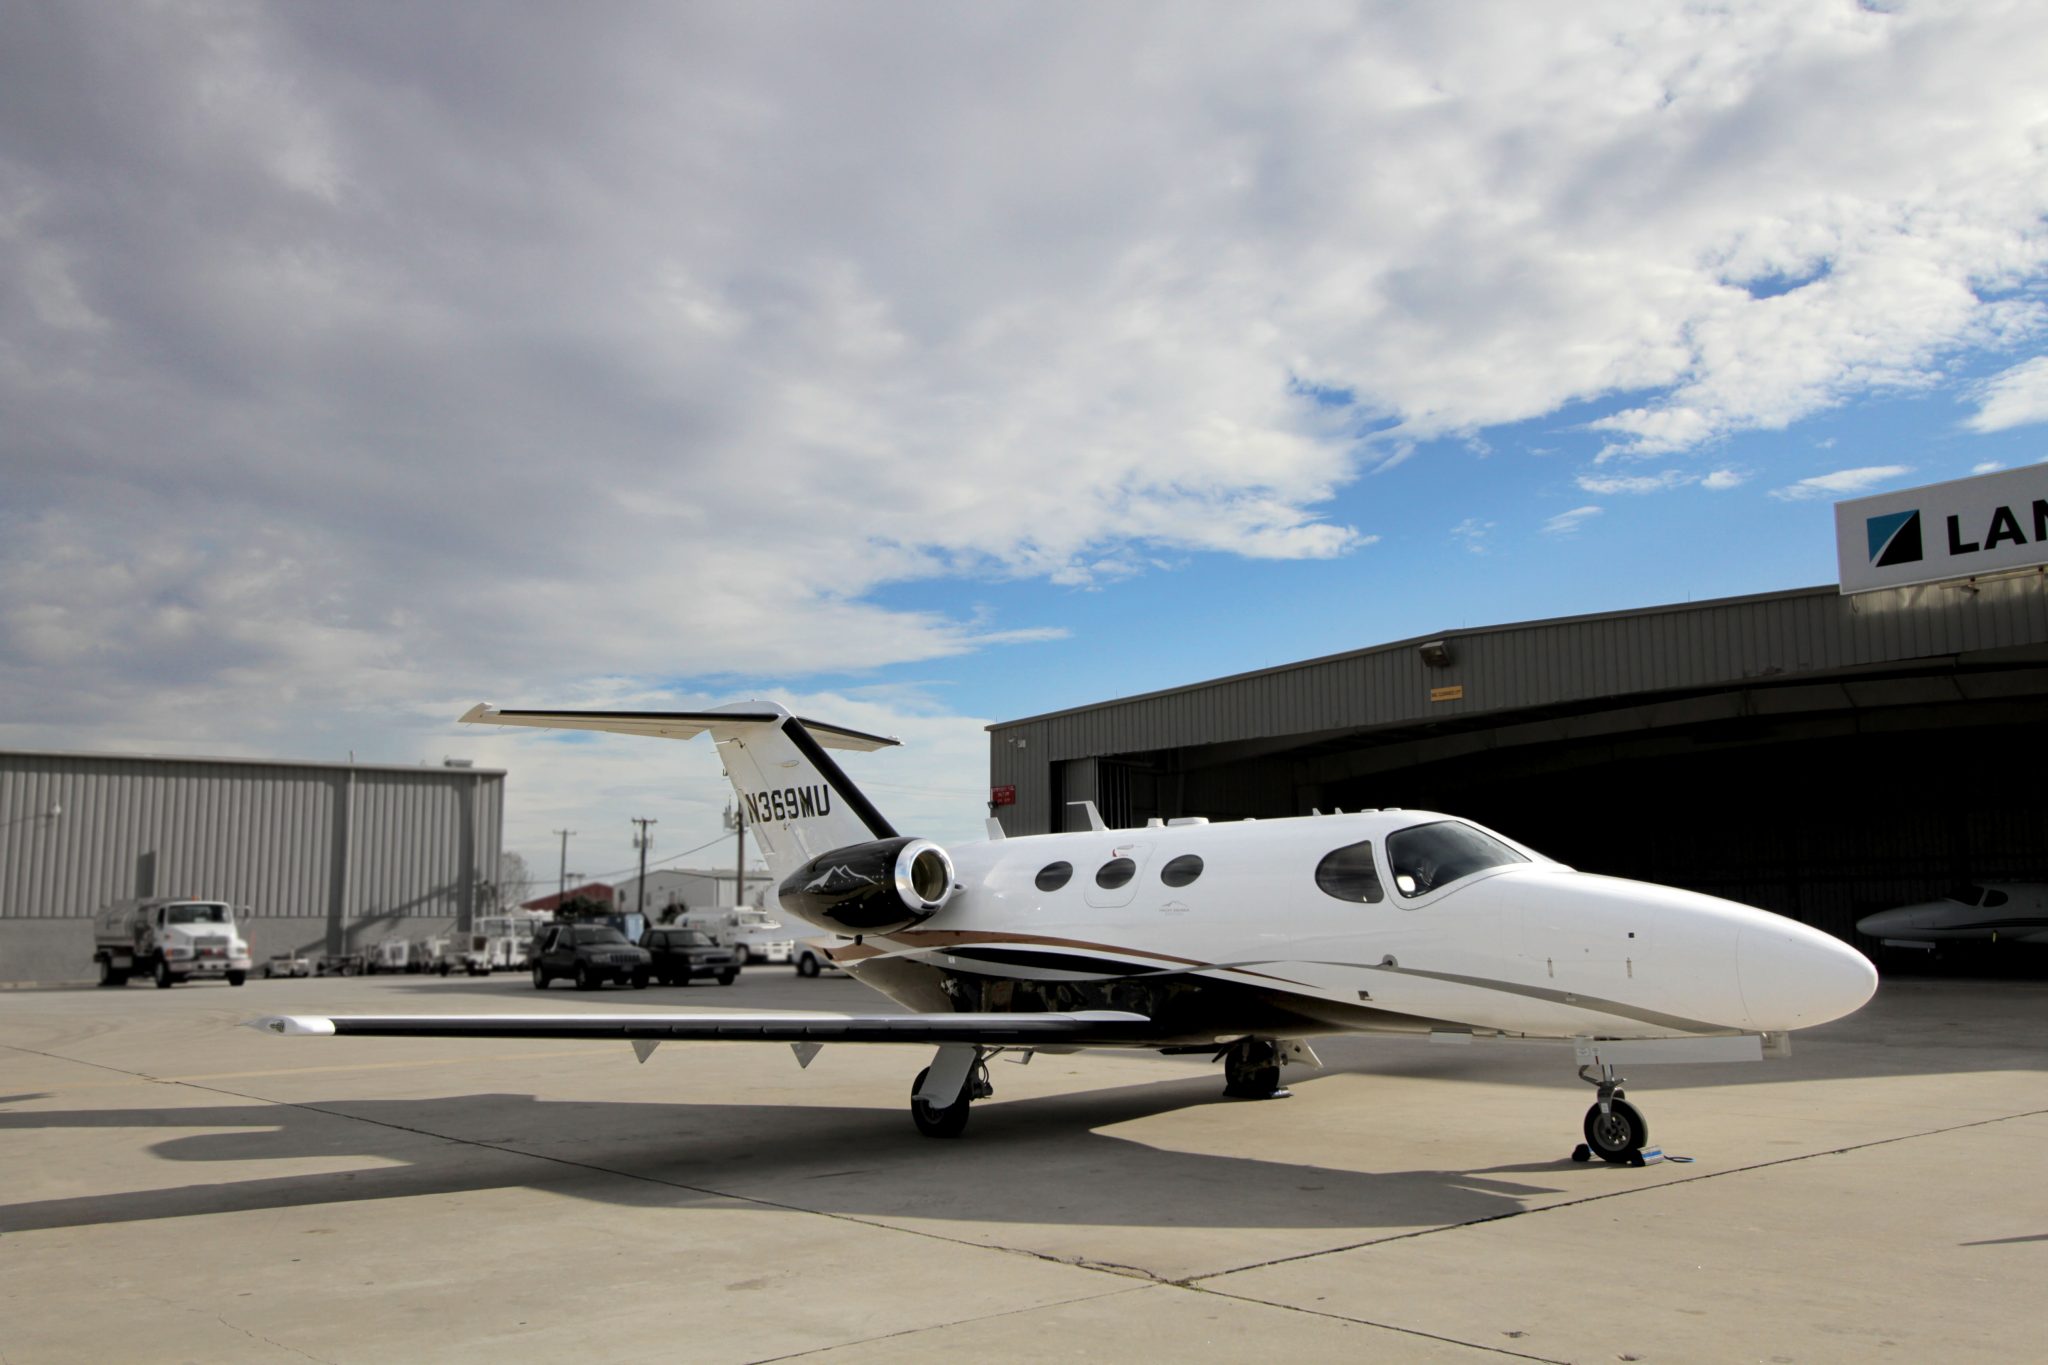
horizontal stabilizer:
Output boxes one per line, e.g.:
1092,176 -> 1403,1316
458,704 -> 898,752
249,1009 -> 1154,1047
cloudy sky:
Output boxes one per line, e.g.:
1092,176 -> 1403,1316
4,1 -> 2045,885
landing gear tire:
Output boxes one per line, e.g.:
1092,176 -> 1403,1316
532,965 -> 549,990
1222,1038 -> 1286,1099
1582,1098 -> 1648,1164
910,1067 -> 972,1139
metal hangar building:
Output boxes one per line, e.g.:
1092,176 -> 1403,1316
0,749 -> 504,984
986,577 -> 2047,940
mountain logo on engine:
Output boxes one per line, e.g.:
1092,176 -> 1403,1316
803,864 -> 878,893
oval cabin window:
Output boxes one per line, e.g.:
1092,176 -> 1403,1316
1095,857 -> 1137,890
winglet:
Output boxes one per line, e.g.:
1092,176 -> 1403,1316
247,1015 -> 337,1036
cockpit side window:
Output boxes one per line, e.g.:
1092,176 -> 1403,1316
1386,821 -> 1527,897
1314,841 -> 1383,903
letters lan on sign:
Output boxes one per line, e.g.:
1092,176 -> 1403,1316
1945,500 -> 2048,556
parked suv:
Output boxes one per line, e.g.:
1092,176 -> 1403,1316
794,936 -> 850,978
531,923 -> 652,990
640,926 -> 741,986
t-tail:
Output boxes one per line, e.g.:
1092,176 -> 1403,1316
459,701 -> 899,884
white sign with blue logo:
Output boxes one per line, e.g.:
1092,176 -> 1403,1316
1835,464 -> 2048,595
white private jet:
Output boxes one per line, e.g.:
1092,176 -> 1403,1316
1856,883 -> 2048,951
252,702 -> 1878,1164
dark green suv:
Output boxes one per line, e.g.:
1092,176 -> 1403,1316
640,926 -> 742,986
531,923 -> 652,990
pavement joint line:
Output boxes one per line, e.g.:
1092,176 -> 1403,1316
1182,1102 -> 2048,1286
210,1312 -> 333,1365
1181,1279 -> 1574,1364
739,1283 -> 1157,1364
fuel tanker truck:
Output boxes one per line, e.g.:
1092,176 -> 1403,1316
92,897 -> 253,988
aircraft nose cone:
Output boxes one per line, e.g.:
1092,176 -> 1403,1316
1738,921 -> 1878,1030
1855,906 -> 1916,937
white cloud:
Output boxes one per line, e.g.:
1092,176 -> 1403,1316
1575,470 -> 1696,494
1972,461 -> 2006,474
1542,506 -> 1603,535
1768,464 -> 1915,501
1702,468 -> 1750,490
4,5 -> 2048,860
1965,357 -> 2048,432
1451,518 -> 1494,554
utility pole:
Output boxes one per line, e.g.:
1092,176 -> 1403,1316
724,800 -> 747,910
630,817 -> 657,922
554,828 -> 575,907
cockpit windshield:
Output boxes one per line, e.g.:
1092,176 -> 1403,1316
165,903 -> 231,924
1385,821 -> 1528,897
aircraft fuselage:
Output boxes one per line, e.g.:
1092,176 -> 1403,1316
815,810 -> 1876,1046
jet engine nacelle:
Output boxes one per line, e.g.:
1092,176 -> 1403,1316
778,837 -> 958,934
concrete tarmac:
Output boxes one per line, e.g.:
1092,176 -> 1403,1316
1,968 -> 2043,1363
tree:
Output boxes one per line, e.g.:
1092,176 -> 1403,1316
496,851 -> 533,911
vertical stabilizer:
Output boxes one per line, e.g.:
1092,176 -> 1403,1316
459,701 -> 900,884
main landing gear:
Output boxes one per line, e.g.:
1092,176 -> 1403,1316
1573,1059 -> 1650,1165
909,1049 -> 995,1138
1222,1037 -> 1290,1100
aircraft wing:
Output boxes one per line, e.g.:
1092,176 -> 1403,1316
249,1009 -> 1154,1046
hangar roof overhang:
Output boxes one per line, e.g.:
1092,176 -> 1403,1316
0,747 -> 506,778
988,577 -> 2048,767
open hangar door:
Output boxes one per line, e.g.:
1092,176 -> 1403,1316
1093,659 -> 2048,955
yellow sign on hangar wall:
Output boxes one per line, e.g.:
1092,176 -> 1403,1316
1430,684 -> 1465,703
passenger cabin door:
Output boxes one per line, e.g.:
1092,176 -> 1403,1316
1083,842 -> 1153,910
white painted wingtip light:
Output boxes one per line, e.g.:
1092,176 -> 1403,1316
248,1015 -> 337,1037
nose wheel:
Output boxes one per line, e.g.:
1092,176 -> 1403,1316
1573,1061 -> 1650,1164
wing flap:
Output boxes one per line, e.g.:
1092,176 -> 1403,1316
250,1009 -> 1153,1046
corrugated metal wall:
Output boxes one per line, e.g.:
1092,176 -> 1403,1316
989,578 -> 2048,823
0,751 -> 503,930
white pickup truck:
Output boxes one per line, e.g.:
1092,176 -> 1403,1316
93,898 -> 253,988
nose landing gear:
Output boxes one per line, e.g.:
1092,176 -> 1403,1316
1573,1060 -> 1649,1164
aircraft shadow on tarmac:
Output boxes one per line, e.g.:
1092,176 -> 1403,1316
0,1072 -> 1590,1237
